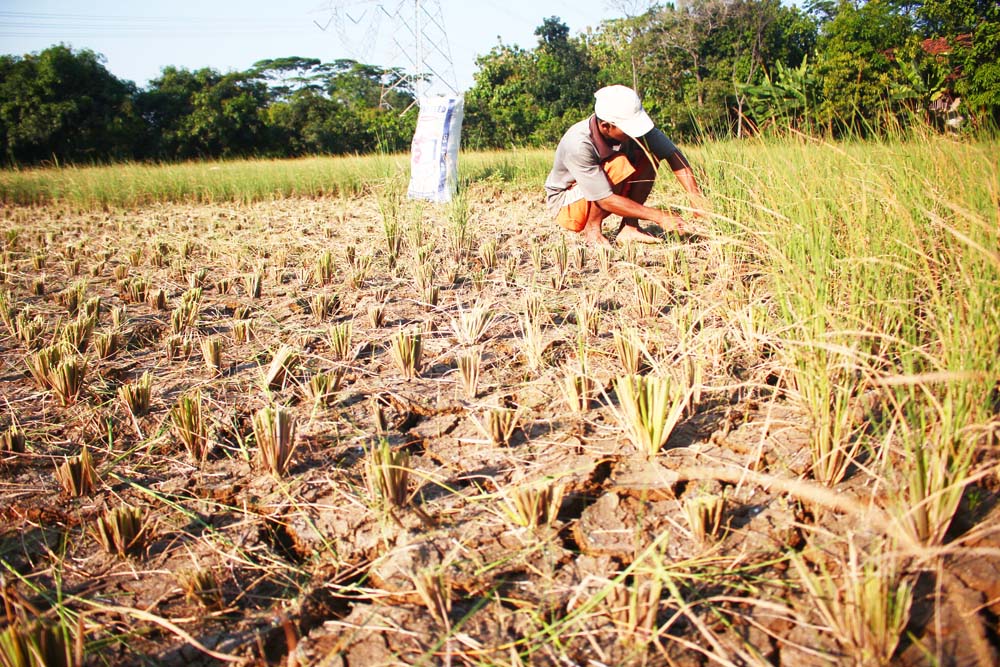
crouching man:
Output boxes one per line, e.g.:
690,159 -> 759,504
544,85 -> 707,247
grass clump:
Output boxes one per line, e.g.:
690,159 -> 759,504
54,447 -> 96,496
92,504 -> 152,558
388,328 -> 422,379
170,392 -> 209,462
613,374 -> 691,457
364,438 -> 410,511
0,618 -> 80,667
500,479 -> 565,531
252,405 -> 297,476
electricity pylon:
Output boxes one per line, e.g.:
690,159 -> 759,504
315,0 -> 459,108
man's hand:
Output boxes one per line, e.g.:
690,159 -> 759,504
658,211 -> 691,235
689,194 -> 710,220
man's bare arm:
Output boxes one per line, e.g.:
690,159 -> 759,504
596,193 -> 688,233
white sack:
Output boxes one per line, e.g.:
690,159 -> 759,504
407,95 -> 464,203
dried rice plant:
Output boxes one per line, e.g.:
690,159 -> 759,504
188,267 -> 208,288
264,345 -> 299,390
170,392 -> 209,462
682,493 -> 726,545
633,272 -> 663,318
388,328 -> 422,379
614,374 -> 691,457
612,327 -> 646,375
327,321 -> 353,360
1,424 -> 26,454
367,302 -> 385,328
302,369 -> 343,407
479,238 -> 499,271
559,369 -> 595,414
0,618 -> 78,667
311,292 -> 339,323
473,407 -> 519,446
602,570 -> 663,644
178,568 -> 224,610
499,479 -> 565,530
55,447 -> 96,496
118,371 -> 153,417
92,504 -> 152,558
232,319 -> 252,344
252,405 -> 297,476
517,314 -> 546,371
59,313 -> 96,353
791,538 -> 913,666
200,337 -> 223,374
364,438 -> 410,510
25,344 -> 71,390
92,331 -> 119,360
411,568 -> 452,625
149,288 -> 167,310
244,270 -> 263,298
421,284 -> 439,307
451,299 -> 497,346
314,249 -> 336,285
50,356 -> 88,406
455,349 -> 482,399
574,291 -> 601,337
597,245 -> 612,274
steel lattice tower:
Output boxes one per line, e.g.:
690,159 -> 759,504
315,0 -> 459,108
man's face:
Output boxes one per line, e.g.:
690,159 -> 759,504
598,120 -> 631,144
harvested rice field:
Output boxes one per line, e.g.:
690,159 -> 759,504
1,140 -> 998,666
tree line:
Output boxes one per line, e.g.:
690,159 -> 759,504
1,0 -> 996,165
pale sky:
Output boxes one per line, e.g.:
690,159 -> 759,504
0,0 -> 644,94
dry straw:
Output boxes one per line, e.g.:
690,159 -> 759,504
682,493 -> 726,545
264,345 -> 299,390
170,392 -> 209,462
500,479 -> 565,530
388,328 -> 422,378
55,446 -> 96,496
364,438 -> 410,510
93,504 -> 152,558
614,374 -> 692,457
252,405 -> 297,476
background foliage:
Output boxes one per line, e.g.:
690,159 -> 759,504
0,0 -> 997,164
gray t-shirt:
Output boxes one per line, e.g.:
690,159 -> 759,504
544,115 -> 681,212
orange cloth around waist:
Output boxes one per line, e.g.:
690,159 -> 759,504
556,153 -> 640,232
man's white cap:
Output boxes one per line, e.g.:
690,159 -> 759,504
594,85 -> 654,138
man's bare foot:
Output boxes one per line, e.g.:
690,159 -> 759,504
582,230 -> 612,248
616,224 -> 661,244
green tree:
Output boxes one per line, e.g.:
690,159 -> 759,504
0,45 -> 139,164
814,0 -> 914,134
465,17 -> 597,147
588,1 -> 817,139
137,67 -> 268,158
464,44 -> 540,147
916,0 -> 1000,122
249,56 -> 323,100
530,17 -> 599,142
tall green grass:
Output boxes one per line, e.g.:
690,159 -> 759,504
0,150 -> 552,209
698,134 -> 998,540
